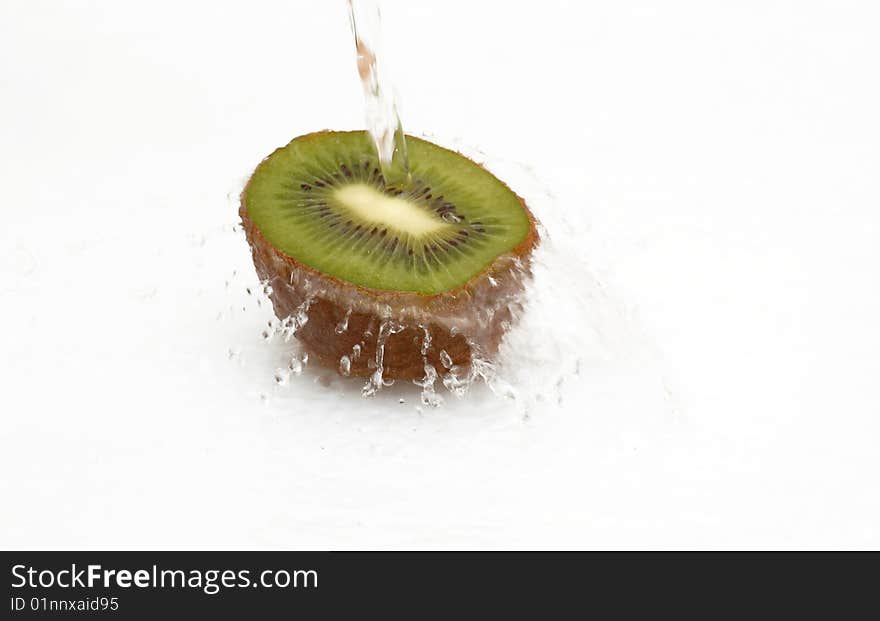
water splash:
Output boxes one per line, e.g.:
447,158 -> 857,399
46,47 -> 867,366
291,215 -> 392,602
413,363 -> 442,407
362,319 -> 404,397
439,350 -> 453,369
230,141 -> 669,416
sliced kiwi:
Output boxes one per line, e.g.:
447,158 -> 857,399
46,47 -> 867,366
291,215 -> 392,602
240,130 -> 538,381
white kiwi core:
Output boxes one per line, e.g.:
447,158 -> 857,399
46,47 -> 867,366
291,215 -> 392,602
333,183 -> 448,237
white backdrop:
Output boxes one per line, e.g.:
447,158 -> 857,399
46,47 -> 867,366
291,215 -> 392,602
1,1 -> 878,549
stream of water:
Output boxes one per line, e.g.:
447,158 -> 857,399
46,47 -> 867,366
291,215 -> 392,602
347,0 -> 410,185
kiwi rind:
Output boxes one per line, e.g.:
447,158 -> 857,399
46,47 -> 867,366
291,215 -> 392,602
240,130 -> 539,381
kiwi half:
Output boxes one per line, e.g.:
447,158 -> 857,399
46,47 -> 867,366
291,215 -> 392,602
240,130 -> 538,381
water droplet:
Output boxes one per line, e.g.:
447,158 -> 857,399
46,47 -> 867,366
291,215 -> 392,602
288,356 -> 303,375
442,368 -> 471,397
335,308 -> 352,334
414,364 -> 443,407
439,350 -> 453,369
379,320 -> 405,338
419,326 -> 432,356
362,371 -> 382,397
339,356 -> 351,376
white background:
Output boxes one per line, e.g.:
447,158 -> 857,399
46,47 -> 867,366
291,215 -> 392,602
1,0 -> 878,549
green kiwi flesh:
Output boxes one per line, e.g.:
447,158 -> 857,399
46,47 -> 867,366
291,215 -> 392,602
244,131 -> 534,295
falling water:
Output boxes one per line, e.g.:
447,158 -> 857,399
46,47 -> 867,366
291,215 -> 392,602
346,0 -> 410,186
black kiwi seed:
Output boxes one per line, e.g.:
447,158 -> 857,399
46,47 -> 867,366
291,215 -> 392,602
301,183 -> 312,191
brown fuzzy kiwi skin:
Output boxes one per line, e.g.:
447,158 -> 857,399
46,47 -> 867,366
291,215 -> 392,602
239,131 -> 540,381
